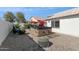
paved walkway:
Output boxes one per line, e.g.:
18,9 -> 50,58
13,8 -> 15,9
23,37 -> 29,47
0,32 -> 44,51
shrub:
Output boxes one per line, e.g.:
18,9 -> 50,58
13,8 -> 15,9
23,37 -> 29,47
13,23 -> 26,34
24,23 -> 30,29
15,23 -> 20,28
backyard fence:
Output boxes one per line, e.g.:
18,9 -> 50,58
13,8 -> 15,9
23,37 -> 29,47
0,20 -> 13,46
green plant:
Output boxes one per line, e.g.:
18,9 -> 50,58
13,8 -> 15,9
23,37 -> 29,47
18,27 -> 25,34
16,12 -> 26,23
4,11 -> 15,22
24,23 -> 30,29
15,23 -> 20,28
20,26 -> 25,31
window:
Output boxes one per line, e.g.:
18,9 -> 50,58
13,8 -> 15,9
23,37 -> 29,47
51,20 -> 60,28
55,21 -> 60,28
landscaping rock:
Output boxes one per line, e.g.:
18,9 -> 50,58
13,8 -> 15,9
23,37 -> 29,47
38,36 -> 49,47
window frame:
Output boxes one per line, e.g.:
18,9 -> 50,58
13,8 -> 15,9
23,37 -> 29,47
51,20 -> 60,28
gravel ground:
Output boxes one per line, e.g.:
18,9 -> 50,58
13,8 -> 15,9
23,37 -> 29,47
0,32 -> 44,51
28,33 -> 79,51
44,33 -> 79,51
1,31 -> 79,51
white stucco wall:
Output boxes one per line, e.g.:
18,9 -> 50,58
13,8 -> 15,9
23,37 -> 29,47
0,21 -> 13,45
52,17 -> 79,37
46,20 -> 51,27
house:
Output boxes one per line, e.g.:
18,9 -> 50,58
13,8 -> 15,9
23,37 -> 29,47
46,8 -> 79,37
29,16 -> 46,27
29,16 -> 52,36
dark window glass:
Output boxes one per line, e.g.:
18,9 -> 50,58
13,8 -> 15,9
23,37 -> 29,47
55,21 -> 60,28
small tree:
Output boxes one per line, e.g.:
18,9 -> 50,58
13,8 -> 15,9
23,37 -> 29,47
3,11 -> 15,22
16,12 -> 26,23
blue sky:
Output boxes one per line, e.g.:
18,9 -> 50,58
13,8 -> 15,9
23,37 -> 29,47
0,7 -> 75,20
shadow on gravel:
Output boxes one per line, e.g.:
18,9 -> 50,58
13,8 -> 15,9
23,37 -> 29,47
49,42 -> 53,47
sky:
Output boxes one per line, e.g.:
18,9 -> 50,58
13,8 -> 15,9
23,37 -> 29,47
0,7 -> 75,20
